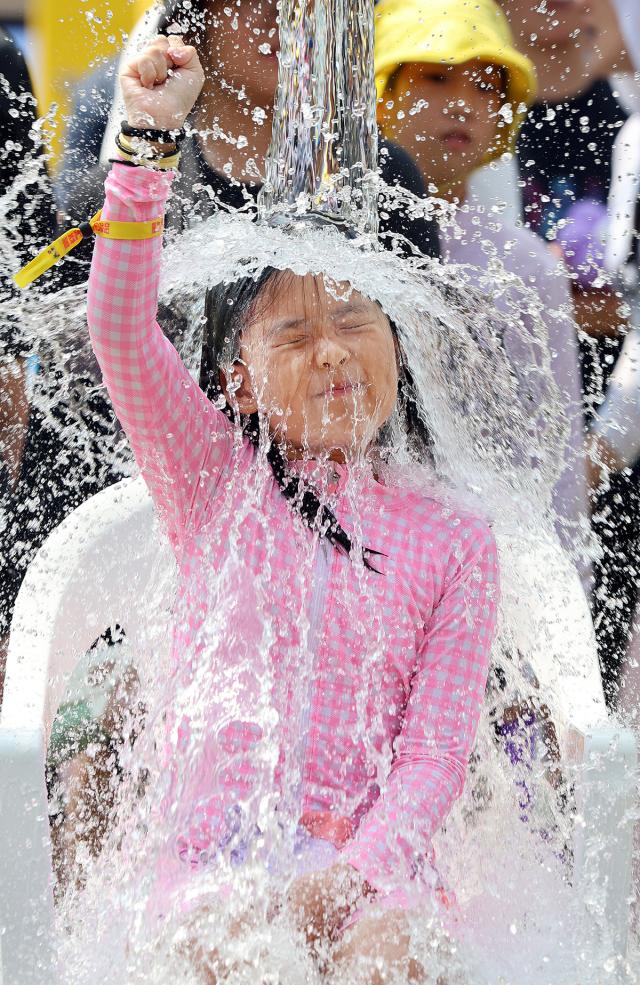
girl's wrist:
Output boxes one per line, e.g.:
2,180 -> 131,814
126,115 -> 188,130
105,161 -> 173,223
116,121 -> 185,170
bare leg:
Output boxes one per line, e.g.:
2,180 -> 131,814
178,909 -> 261,985
50,743 -> 117,892
51,662 -> 142,893
328,911 -> 435,985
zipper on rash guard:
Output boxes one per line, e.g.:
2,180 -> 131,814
295,537 -> 333,813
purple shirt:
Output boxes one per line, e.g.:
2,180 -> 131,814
441,206 -> 590,589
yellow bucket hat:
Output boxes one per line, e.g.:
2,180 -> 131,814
374,0 -> 537,161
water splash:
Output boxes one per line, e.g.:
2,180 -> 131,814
37,213 -> 621,985
258,0 -> 378,234
0,2 -> 633,982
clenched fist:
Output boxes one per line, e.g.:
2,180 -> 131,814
120,34 -> 205,132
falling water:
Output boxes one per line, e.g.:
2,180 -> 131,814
32,212 -> 621,985
258,0 -> 378,234
0,0 -> 635,983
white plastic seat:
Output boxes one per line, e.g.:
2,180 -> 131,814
0,477 -> 161,985
0,477 -> 637,984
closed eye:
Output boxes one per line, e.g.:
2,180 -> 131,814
420,70 -> 448,84
337,320 -> 372,332
272,335 -> 308,348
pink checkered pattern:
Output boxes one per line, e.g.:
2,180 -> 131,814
87,163 -> 499,899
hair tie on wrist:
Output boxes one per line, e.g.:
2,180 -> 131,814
121,119 -> 186,145
108,157 -> 139,169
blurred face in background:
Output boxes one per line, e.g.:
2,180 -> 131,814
498,0 -> 631,100
202,0 -> 280,107
191,0 -> 280,178
382,61 -> 507,198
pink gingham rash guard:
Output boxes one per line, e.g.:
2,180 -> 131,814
87,162 -> 499,900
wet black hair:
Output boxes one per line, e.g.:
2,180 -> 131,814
199,266 -> 432,572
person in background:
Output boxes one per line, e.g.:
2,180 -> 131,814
375,0 -> 591,589
498,0 -> 633,102
0,27 -> 58,700
497,0 -> 639,701
56,0 -> 440,276
561,70 -> 640,489
582,48 -> 640,722
508,0 -> 630,344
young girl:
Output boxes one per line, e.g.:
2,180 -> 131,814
86,34 -> 498,983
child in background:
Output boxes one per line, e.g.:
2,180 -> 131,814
86,33 -> 498,984
375,0 -> 591,590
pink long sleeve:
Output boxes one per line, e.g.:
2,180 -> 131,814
86,163 -> 234,549
86,164 -> 500,909
342,518 -> 499,894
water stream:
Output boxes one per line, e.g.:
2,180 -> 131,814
258,0 -> 378,233
0,0 -> 634,982
35,211 -> 619,985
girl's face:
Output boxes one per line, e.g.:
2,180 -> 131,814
229,274 -> 399,461
383,60 -> 507,193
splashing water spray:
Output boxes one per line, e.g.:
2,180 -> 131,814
2,0 -> 636,983
258,0 -> 378,234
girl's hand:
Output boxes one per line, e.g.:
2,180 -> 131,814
287,864 -> 372,951
120,35 -> 205,131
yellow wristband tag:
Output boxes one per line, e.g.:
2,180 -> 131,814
13,210 -> 165,289
13,226 -> 87,289
91,211 -> 165,240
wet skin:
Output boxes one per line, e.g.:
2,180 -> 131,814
228,273 -> 399,463
381,60 -> 506,201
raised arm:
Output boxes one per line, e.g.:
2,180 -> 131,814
86,37 -> 236,548
88,162 -> 236,546
341,517 -> 499,896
